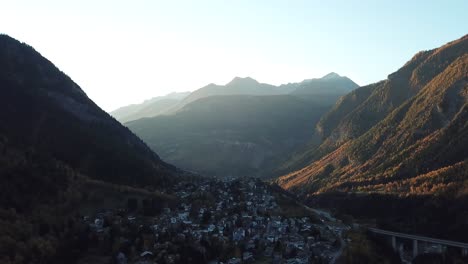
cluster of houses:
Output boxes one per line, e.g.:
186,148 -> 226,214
83,178 -> 347,264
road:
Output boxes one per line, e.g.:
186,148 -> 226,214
329,230 -> 345,264
308,207 -> 337,222
303,205 -> 346,263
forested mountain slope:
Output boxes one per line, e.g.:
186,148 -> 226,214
278,35 -> 468,197
127,94 -> 331,178
0,34 -> 186,264
0,34 -> 180,187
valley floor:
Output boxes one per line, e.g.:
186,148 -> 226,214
77,178 -> 350,264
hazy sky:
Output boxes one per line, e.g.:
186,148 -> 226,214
1,0 -> 467,111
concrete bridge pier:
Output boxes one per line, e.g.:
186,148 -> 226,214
462,248 -> 468,257
413,240 -> 418,258
436,244 -> 443,254
391,236 -> 396,251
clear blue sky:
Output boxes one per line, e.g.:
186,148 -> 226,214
1,0 -> 467,111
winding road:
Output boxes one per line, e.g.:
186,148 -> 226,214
303,206 -> 346,263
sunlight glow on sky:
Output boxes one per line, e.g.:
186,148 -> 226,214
1,0 -> 467,111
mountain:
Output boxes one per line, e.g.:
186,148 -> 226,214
0,34 -> 180,187
277,35 -> 468,196
117,73 -> 357,179
161,74 -> 357,115
290,72 -> 358,95
126,94 -> 332,178
0,34 -> 185,263
166,77 -> 283,113
111,91 -> 190,122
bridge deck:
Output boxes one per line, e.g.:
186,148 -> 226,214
368,228 -> 468,249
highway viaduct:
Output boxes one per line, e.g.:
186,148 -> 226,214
368,228 -> 468,260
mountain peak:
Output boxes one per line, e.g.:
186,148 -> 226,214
321,72 -> 341,79
227,76 -> 258,86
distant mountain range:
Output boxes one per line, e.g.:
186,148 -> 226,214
288,72 -> 359,95
277,34 -> 468,197
122,74 -> 358,178
111,73 -> 358,122
111,91 -> 190,123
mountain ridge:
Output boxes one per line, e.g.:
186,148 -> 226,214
112,73 -> 358,122
111,91 -> 190,122
277,34 -> 468,197
0,34 -> 181,187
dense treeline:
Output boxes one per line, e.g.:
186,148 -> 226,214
0,134 -> 180,264
337,230 -> 401,264
0,136 -> 88,264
